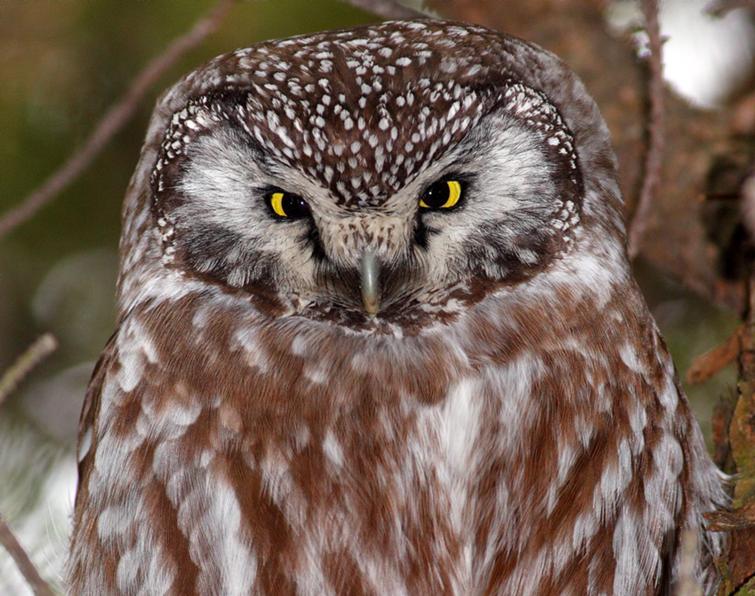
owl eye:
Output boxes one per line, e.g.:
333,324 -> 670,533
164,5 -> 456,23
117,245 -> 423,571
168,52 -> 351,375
267,190 -> 310,220
419,179 -> 463,210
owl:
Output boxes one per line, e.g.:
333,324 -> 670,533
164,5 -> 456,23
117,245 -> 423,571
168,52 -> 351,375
67,19 -> 727,595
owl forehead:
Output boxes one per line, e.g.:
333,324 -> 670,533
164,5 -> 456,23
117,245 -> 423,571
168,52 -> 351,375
236,79 -> 491,207
153,20 -> 582,209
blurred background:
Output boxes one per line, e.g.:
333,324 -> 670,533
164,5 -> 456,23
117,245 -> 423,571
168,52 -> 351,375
0,0 -> 752,592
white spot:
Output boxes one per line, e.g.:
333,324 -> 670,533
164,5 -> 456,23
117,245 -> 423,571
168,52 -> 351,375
619,342 -> 647,375
78,427 -> 92,462
322,430 -> 344,467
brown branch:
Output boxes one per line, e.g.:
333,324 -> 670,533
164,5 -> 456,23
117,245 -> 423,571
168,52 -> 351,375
0,334 -> 58,407
706,0 -> 755,16
743,173 -> 755,241
706,508 -> 755,532
627,0 -> 666,260
0,0 -> 236,240
717,236 -> 755,592
686,325 -> 744,384
340,0 -> 426,19
0,335 -> 58,591
0,515 -> 55,596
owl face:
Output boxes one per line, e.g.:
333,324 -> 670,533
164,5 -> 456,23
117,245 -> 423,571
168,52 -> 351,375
150,21 -> 583,326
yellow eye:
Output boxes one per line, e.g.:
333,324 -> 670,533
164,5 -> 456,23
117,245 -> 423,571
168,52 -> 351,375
267,191 -> 310,220
419,179 -> 463,210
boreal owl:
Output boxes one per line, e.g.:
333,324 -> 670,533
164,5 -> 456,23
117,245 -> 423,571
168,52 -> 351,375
67,19 -> 727,595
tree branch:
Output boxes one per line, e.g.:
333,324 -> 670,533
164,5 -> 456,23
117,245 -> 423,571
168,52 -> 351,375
0,334 -> 58,590
0,0 -> 431,240
686,325 -> 743,384
717,190 -> 755,593
340,0 -> 426,19
0,0 -> 236,240
0,515 -> 55,596
627,0 -> 666,259
706,0 -> 755,16
0,334 -> 57,407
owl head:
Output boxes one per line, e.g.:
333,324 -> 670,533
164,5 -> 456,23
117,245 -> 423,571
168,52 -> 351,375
119,20 -> 626,331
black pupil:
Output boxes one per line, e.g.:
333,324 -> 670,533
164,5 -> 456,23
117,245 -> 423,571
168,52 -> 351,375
423,181 -> 450,209
282,193 -> 309,219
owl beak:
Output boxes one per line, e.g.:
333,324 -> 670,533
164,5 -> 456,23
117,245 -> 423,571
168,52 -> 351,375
360,249 -> 381,316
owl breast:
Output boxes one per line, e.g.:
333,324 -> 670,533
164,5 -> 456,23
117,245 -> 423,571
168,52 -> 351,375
68,257 -> 726,594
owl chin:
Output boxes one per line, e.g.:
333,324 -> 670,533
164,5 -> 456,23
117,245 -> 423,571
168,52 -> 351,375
288,278 -> 490,336
292,301 -> 429,334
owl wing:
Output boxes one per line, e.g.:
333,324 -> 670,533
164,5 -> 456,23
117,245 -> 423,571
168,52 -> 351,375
635,326 -> 726,593
72,331 -> 117,513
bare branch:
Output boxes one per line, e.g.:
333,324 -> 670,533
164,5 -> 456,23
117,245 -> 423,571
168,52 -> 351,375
627,0 -> 666,259
705,508 -> 755,532
740,243 -> 755,388
686,325 -> 743,384
340,0 -> 426,19
0,335 -> 59,591
706,0 -> 755,16
720,263 -> 755,593
0,514 -> 55,596
0,334 -> 58,407
743,173 -> 755,241
0,0 -> 236,240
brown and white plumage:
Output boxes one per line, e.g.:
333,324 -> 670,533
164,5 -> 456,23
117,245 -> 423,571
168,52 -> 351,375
68,19 -> 726,595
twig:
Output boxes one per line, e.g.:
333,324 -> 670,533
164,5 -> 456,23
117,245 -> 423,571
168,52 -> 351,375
0,334 -> 58,407
685,325 -> 744,384
0,0 -> 236,240
339,0 -> 426,19
743,173 -> 755,240
0,514 -> 55,596
627,0 -> 666,259
720,263 -> 755,593
706,0 -> 755,16
705,508 -> 755,532
741,246 -> 755,385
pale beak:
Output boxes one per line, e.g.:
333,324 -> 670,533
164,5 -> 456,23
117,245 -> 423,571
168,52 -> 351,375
360,250 -> 381,316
